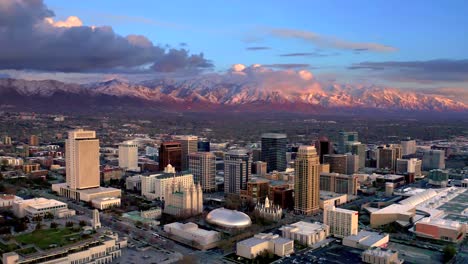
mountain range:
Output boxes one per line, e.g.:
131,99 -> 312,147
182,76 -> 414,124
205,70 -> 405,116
0,77 -> 466,115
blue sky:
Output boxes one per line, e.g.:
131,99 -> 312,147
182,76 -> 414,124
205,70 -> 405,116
0,0 -> 467,95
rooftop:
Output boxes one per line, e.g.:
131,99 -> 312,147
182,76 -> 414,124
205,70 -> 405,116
345,231 -> 389,247
280,221 -> 328,235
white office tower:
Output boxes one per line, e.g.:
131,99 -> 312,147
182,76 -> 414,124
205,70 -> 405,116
401,139 -> 417,155
175,135 -> 198,171
66,129 -> 100,190
119,141 -> 139,171
323,206 -> 358,238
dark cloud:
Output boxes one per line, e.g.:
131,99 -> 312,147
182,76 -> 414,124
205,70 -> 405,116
246,46 -> 271,51
179,42 -> 188,46
263,63 -> 310,69
279,52 -> 338,57
349,59 -> 468,83
0,0 -> 212,73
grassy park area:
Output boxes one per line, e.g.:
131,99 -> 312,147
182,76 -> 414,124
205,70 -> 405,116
15,228 -> 84,250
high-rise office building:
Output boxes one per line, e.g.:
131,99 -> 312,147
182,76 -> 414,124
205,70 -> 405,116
396,158 -> 422,176
376,144 -> 402,171
422,150 -> 445,171
224,149 -> 251,195
314,136 -> 333,164
261,133 -> 287,172
338,131 -> 358,154
253,161 -> 267,176
323,154 -> 347,174
294,146 -> 320,215
159,142 -> 182,171
3,136 -> 12,145
188,152 -> 216,192
345,142 -> 366,169
66,129 -> 100,190
324,206 -> 358,238
29,135 -> 39,146
118,141 -> 139,171
197,139 -> 210,152
401,139 -> 417,156
175,135 -> 198,171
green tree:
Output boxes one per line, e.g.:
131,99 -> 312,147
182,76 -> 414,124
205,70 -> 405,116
443,245 -> 457,263
65,221 -> 74,228
50,222 -> 59,229
79,220 -> 87,227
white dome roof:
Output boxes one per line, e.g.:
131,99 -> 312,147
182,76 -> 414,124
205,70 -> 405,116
206,208 -> 252,228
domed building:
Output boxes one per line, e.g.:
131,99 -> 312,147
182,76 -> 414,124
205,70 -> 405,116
206,208 -> 252,229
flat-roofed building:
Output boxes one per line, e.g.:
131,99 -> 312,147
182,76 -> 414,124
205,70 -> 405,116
362,247 -> 402,264
324,206 -> 358,238
188,152 -> 216,192
118,140 -> 139,171
422,149 -> 445,171
236,233 -> 294,259
319,192 -> 348,209
125,175 -> 142,191
2,233 -> 126,264
0,194 -> 23,208
343,231 -> 390,249
280,221 -> 329,247
91,197 -> 121,210
12,197 -> 75,218
415,218 -> 466,243
320,172 -> 358,195
175,135 -> 198,171
164,222 -> 220,249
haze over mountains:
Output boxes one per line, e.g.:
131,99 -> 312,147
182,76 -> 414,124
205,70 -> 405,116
0,76 -> 466,115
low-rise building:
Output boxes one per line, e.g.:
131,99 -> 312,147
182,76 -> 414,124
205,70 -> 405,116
319,191 -> 348,209
362,247 -> 402,264
12,198 -> 75,218
164,222 -> 220,250
52,183 -> 121,210
280,221 -> 329,247
141,165 -> 194,200
236,233 -> 294,259
343,231 -> 390,249
91,197 -> 121,210
414,217 -> 466,243
0,194 -> 23,208
370,204 -> 416,228
3,232 -> 126,264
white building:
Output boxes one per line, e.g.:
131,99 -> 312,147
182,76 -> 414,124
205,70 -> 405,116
12,198 -> 75,218
118,141 -> 139,171
126,175 -> 142,191
254,197 -> 282,221
164,222 -> 220,247
237,233 -> 294,259
280,221 -> 329,247
396,158 -> 422,176
362,247 -> 402,264
401,139 -> 417,156
140,208 -> 162,219
0,194 -> 23,208
164,182 -> 203,217
141,164 -> 194,200
54,129 -> 121,209
343,231 -> 390,249
324,206 -> 358,238
91,197 -> 121,210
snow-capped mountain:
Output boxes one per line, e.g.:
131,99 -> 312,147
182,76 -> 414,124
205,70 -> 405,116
0,77 -> 466,113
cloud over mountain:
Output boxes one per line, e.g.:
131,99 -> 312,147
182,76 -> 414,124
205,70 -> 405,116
0,0 -> 212,72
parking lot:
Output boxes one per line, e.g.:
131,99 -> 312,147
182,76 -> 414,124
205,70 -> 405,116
112,247 -> 178,264
278,242 -> 363,264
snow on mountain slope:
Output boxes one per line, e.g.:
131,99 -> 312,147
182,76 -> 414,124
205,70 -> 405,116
0,77 -> 466,112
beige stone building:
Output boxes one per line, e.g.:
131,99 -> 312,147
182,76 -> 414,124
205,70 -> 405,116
141,164 -> 194,200
280,221 -> 329,247
164,181 -> 203,217
362,247 -> 402,264
294,146 -> 320,215
188,152 -> 216,192
236,233 -> 294,259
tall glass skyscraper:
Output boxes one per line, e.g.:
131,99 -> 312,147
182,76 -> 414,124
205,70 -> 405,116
261,133 -> 287,172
